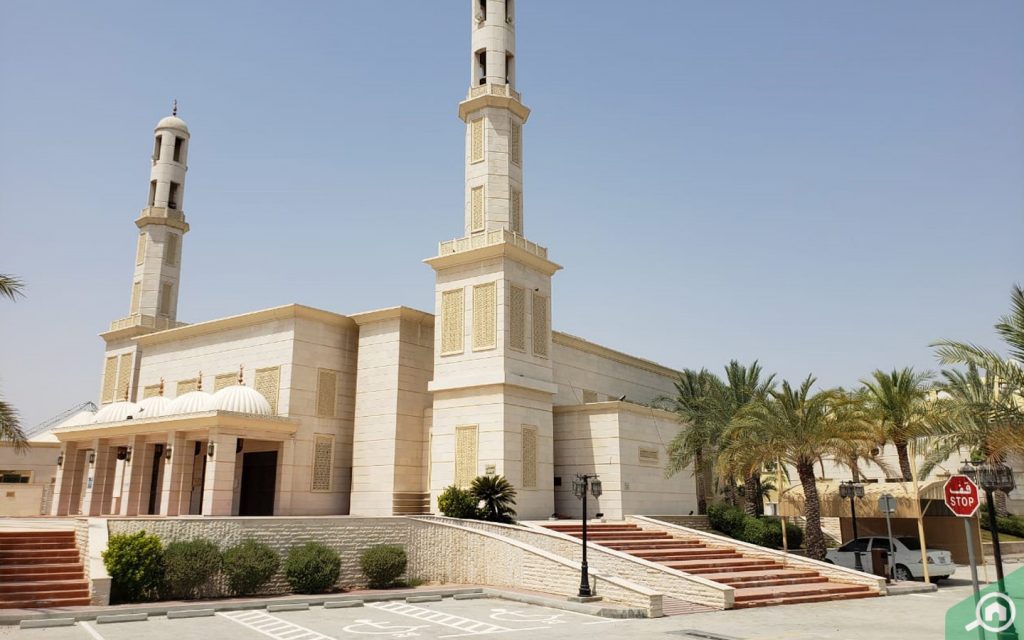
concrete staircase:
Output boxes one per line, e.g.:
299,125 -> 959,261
0,530 -> 90,609
544,522 -> 876,609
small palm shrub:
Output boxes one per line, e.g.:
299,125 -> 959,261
162,539 -> 222,600
222,539 -> 280,596
437,485 -> 480,519
102,531 -> 164,603
470,475 -> 517,524
360,545 -> 408,589
284,542 -> 341,594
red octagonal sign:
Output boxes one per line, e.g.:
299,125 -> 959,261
944,474 -> 981,517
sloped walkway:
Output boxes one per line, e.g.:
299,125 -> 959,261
543,522 -> 877,608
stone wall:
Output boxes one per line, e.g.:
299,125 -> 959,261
419,516 -> 730,609
630,515 -> 887,592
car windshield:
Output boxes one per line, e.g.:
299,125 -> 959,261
898,537 -> 921,550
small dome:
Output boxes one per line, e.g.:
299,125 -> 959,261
56,409 -> 96,429
168,390 -> 216,415
156,115 -> 189,134
137,395 -> 173,419
93,401 -> 143,424
214,385 -> 272,416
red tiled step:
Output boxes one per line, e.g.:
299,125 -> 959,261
0,549 -> 80,562
592,539 -> 706,550
733,588 -> 876,609
0,595 -> 91,609
0,531 -> 74,539
633,552 -> 743,564
675,560 -> 783,574
0,541 -> 77,550
577,532 -> 673,541
0,580 -> 89,595
698,568 -> 820,585
0,563 -> 84,578
546,524 -> 639,532
734,582 -> 872,604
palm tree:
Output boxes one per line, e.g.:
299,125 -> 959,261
721,361 -> 776,515
720,376 -> 875,560
0,274 -> 26,450
860,368 -> 933,481
658,368 -> 728,515
470,475 -> 517,523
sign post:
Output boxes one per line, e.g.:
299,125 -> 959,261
945,474 -> 983,636
878,493 -> 897,581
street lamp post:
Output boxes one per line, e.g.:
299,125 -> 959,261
572,474 -> 603,598
961,461 -> 1016,588
839,480 -> 866,572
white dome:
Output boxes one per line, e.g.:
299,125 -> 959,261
156,115 -> 189,134
93,401 -> 143,424
214,385 -> 272,416
168,391 -> 216,415
56,409 -> 96,429
137,395 -> 172,419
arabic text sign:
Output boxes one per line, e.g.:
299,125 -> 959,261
943,475 -> 981,518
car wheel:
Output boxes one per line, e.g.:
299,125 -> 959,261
894,565 -> 913,582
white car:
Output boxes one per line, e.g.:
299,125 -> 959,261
825,536 -> 956,582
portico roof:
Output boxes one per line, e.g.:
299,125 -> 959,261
50,410 -> 298,442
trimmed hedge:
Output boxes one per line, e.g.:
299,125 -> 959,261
162,538 -> 222,600
437,485 -> 479,519
980,511 -> 1024,539
102,531 -> 164,603
284,542 -> 341,594
708,503 -> 802,550
222,539 -> 280,596
360,545 -> 408,589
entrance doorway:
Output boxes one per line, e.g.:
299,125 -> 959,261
146,444 -> 164,515
188,442 -> 207,515
238,450 -> 277,516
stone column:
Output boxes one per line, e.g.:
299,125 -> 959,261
275,438 -> 295,515
51,442 -> 79,516
159,432 -> 187,516
202,432 -> 238,516
119,435 -> 147,516
82,440 -> 114,516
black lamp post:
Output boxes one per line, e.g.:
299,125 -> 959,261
961,461 -> 1016,588
839,480 -> 866,572
572,473 -> 603,598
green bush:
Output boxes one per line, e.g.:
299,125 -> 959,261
162,539 -> 222,600
980,512 -> 1024,539
708,503 -> 803,550
222,540 -> 280,596
740,517 -> 769,547
284,542 -> 341,594
360,545 -> 408,589
708,503 -> 746,538
102,531 -> 164,603
437,485 -> 480,519
760,517 -> 804,550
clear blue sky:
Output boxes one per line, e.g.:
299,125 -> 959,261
2,1 -> 1022,429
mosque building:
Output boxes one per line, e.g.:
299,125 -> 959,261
39,0 -> 697,521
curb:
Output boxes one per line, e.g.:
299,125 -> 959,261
885,582 -> 939,596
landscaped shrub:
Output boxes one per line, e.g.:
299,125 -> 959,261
708,503 -> 746,538
102,531 -> 164,603
708,503 -> 802,550
980,510 -> 1024,539
161,538 -> 222,600
360,545 -> 408,589
761,517 -> 804,550
437,485 -> 480,519
284,542 -> 341,594
740,517 -> 769,547
470,475 -> 517,524
222,540 -> 280,596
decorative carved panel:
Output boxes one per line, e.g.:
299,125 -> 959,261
509,284 -> 526,351
159,281 -> 173,317
130,281 -> 142,314
522,426 -> 537,488
311,434 -> 334,491
142,384 -> 161,399
639,448 -> 660,465
214,372 -> 236,392
510,121 -> 522,166
510,188 -> 522,234
472,282 -> 496,351
135,233 -> 146,265
441,288 -> 465,355
316,369 -> 338,418
455,425 -> 479,488
470,118 -> 485,163
101,356 -> 118,404
255,366 -> 281,415
471,185 -> 485,232
116,353 -> 132,402
176,378 -> 199,396
532,293 -> 549,357
164,233 -> 180,266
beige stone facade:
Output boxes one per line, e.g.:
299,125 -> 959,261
15,0 -> 700,523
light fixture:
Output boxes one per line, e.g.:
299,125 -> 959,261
88,451 -> 96,465
164,445 -> 173,461
590,478 -> 603,498
207,442 -> 216,458
124,446 -> 133,463
56,453 -> 64,468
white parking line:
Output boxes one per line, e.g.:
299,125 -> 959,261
78,621 -> 106,640
368,601 -> 511,635
218,610 -> 335,640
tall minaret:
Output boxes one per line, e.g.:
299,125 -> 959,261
426,0 -> 561,520
129,105 -> 191,325
97,106 -> 191,405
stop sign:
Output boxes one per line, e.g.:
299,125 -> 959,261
944,474 -> 981,517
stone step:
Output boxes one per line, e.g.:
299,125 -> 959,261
631,550 -> 741,562
546,524 -> 640,532
733,588 -> 876,609
594,539 -> 704,550
726,576 -> 830,589
0,562 -> 84,576
0,541 -> 77,551
0,594 -> 91,609
675,559 -> 783,574
0,531 -> 74,540
698,568 -> 820,584
0,579 -> 89,595
576,532 -> 672,541
0,549 -> 79,563
734,582 -> 872,604
0,569 -> 85,582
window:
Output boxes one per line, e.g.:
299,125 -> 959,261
898,537 -> 922,551
510,121 -> 522,166
316,369 -> 338,418
173,137 -> 183,162
532,292 -> 548,357
508,284 -> 525,351
311,434 -> 334,491
135,233 -> 146,265
158,282 -> 173,317
471,185 -> 485,232
441,288 -> 465,355
164,233 -> 180,266
255,366 -> 281,415
168,182 -> 180,209
521,426 -> 537,488
455,425 -> 479,488
839,538 -> 869,553
148,180 -> 157,207
153,135 -> 162,161
0,472 -> 30,484
505,53 -> 515,86
470,119 -> 485,163
130,281 -> 142,314
476,50 -> 487,85
505,0 -> 514,23
871,538 -> 891,551
472,282 -> 496,351
477,0 -> 486,22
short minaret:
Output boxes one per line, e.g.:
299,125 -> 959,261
426,0 -> 561,520
97,106 -> 192,405
127,105 -> 191,326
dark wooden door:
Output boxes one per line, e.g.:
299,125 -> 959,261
238,451 -> 277,516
